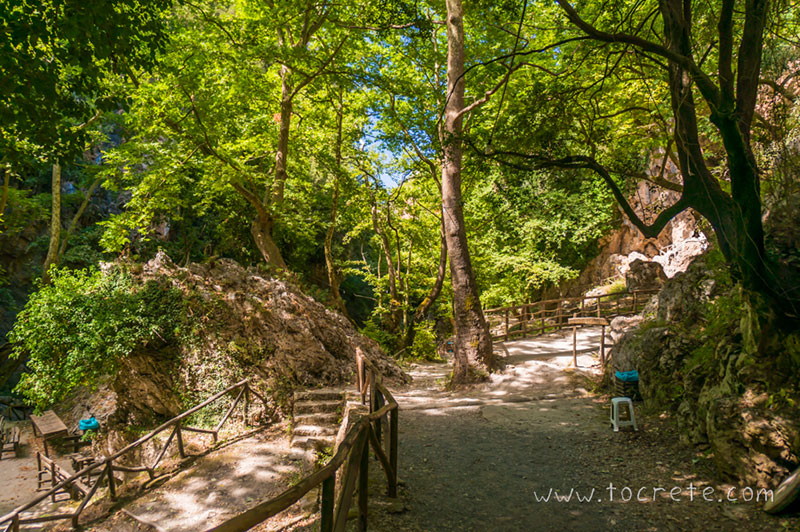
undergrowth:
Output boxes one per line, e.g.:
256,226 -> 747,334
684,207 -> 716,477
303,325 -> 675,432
9,266 -> 186,409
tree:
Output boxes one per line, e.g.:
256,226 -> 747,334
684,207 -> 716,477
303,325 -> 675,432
441,0 -> 496,382
469,0 -> 798,325
546,0 -> 799,323
0,0 -> 171,281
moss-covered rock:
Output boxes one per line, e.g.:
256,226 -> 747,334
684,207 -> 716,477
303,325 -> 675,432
613,252 -> 800,487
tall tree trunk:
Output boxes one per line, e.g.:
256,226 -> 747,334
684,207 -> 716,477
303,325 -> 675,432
273,65 -> 292,209
442,0 -> 494,383
414,211 -> 448,322
251,212 -> 287,269
324,92 -> 348,315
324,176 -> 347,315
42,163 -> 62,284
370,187 -> 402,332
403,211 -> 449,350
0,166 -> 9,222
57,176 -> 102,259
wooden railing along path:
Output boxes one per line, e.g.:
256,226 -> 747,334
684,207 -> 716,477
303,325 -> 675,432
210,351 -> 398,532
0,379 -> 268,531
484,289 -> 659,342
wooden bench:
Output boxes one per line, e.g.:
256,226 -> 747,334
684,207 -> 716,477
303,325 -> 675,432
0,416 -> 21,459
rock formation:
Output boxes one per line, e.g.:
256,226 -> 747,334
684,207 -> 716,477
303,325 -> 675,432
611,256 -> 800,487
62,252 -> 407,430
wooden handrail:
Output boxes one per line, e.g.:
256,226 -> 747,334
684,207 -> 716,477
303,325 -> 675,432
483,289 -> 659,342
0,379 -> 269,529
212,350 -> 400,532
2,352 -> 399,532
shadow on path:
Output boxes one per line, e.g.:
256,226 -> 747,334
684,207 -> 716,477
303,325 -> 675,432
359,328 -> 797,532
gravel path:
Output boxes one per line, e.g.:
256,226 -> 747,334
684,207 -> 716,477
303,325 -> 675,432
362,328 -> 800,532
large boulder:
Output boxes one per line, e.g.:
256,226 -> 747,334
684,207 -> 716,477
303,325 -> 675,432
65,252 -> 408,430
653,255 -> 720,323
625,259 -> 667,291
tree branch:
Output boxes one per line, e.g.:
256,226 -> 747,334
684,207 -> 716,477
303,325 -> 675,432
472,143 -> 688,238
718,0 -> 736,106
554,0 -> 721,107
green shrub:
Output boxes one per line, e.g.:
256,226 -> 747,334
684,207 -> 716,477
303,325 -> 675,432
9,266 -> 186,409
360,319 -> 398,354
410,321 -> 441,361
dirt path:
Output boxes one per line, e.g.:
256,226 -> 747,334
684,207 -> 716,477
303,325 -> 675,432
89,426 -> 311,532
362,328 -> 800,532
0,423 -> 79,530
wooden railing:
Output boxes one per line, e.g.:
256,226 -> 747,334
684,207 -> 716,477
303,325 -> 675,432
210,351 -> 398,532
484,289 -> 659,342
0,379 -> 269,532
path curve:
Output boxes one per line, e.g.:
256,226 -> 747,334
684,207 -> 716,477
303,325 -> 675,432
362,327 -> 798,532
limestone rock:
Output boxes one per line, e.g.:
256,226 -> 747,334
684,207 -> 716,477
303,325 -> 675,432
653,256 -> 720,323
625,259 -> 667,291
71,252 -> 407,432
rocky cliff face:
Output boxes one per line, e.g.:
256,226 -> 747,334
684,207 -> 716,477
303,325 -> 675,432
582,179 -> 707,282
611,256 -> 800,488
62,253 -> 407,431
549,156 -> 708,299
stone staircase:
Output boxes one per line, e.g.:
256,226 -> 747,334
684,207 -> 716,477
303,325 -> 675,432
291,388 -> 345,452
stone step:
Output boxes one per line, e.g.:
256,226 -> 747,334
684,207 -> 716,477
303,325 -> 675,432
294,412 -> 340,426
295,389 -> 345,402
291,435 -> 336,452
294,400 -> 342,415
293,424 -> 338,437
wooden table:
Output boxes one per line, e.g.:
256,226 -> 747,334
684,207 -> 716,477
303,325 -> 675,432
30,410 -> 69,457
567,316 -> 610,368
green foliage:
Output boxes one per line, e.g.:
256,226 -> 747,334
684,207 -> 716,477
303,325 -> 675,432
409,321 -> 441,361
468,169 -> 614,307
9,267 -> 185,409
360,319 -> 399,354
0,188 -> 49,236
0,0 -> 171,162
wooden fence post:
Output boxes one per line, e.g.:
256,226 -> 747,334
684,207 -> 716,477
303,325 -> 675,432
358,435 -> 369,532
373,390 -> 383,444
320,473 -> 336,532
107,460 -> 117,500
556,304 -> 562,330
572,313 -> 578,368
389,408 -> 398,498
600,325 -> 606,367
50,460 -> 57,502
504,309 -> 509,342
176,423 -> 186,459
244,383 -> 250,426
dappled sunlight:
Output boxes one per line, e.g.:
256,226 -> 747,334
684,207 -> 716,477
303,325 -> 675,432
121,428 -> 310,531
369,328 -> 787,531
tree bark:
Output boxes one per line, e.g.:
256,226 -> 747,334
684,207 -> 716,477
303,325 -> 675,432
369,186 -> 402,333
0,166 -> 9,221
325,94 -> 348,316
251,211 -> 287,269
442,0 -> 495,383
58,176 -> 102,259
273,65 -> 292,210
42,163 -> 62,284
